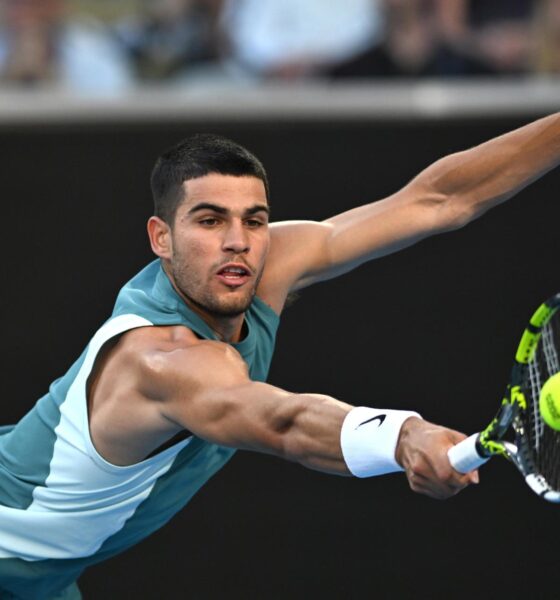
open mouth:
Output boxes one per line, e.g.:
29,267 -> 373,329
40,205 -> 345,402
216,264 -> 251,286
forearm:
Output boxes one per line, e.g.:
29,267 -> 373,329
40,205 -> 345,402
278,391 -> 353,474
193,382 -> 417,476
210,383 -> 353,474
418,112 -> 560,229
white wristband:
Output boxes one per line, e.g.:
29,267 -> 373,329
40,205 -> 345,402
340,407 -> 421,477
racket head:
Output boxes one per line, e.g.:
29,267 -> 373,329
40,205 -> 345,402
511,294 -> 560,501
448,294 -> 560,502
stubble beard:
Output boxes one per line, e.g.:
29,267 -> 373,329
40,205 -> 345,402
170,258 -> 261,319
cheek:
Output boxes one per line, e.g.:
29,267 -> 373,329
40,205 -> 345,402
186,239 -> 207,258
172,237 -> 219,283
173,237 -> 208,261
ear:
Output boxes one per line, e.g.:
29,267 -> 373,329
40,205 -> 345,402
147,216 -> 173,259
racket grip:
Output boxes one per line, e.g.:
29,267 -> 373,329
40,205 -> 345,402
447,433 -> 490,473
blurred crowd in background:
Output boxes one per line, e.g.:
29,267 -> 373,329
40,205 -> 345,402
0,0 -> 558,93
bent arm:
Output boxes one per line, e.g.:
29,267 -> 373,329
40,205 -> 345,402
265,113 -> 560,293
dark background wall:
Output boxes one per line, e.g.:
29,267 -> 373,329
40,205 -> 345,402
1,115 -> 559,599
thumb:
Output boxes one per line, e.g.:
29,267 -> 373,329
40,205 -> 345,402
468,469 -> 480,484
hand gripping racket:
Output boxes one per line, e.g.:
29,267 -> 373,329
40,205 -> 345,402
448,294 -> 560,502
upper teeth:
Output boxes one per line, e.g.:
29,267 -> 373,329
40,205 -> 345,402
224,267 -> 245,274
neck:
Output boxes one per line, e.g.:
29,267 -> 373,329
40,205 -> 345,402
201,311 -> 245,344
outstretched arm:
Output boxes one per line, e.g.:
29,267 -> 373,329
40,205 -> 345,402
144,338 -> 476,499
261,113 -> 560,305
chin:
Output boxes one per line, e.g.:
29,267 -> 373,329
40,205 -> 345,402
193,288 -> 255,318
214,296 -> 254,317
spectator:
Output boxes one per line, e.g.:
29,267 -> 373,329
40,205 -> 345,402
0,0 -> 133,92
220,0 -> 382,80
116,0 -> 223,83
329,0 -> 469,79
329,0 -> 540,79
436,0 -> 536,75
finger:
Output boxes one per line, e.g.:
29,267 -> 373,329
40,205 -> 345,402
408,476 -> 464,500
450,468 -> 479,490
404,446 -> 477,497
406,460 -> 475,498
405,467 -> 469,499
469,469 -> 480,484
422,452 -> 473,489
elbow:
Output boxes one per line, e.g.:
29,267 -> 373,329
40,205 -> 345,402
418,149 -> 508,232
437,199 -> 476,231
436,193 -> 502,232
421,190 -> 479,233
415,152 -> 477,232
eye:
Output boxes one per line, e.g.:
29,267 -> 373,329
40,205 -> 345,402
245,219 -> 266,228
199,217 -> 220,226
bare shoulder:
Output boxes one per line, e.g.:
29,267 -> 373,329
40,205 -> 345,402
267,220 -> 330,257
113,325 -> 248,399
88,324 -> 249,465
258,220 -> 332,311
115,324 -> 199,361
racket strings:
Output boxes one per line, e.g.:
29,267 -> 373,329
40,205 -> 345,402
527,353 -> 543,451
521,317 -> 560,491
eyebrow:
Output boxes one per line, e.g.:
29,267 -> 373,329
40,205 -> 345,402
187,202 -> 270,216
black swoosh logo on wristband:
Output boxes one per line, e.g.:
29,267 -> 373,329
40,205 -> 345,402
356,414 -> 386,430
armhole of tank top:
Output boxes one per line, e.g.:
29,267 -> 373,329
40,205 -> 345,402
76,315 -> 191,474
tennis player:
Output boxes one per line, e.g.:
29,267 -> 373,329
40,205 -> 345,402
1,112 -> 559,599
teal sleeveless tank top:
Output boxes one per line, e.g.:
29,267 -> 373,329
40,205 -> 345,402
0,260 -> 280,599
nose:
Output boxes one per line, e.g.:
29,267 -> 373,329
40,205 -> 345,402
222,220 -> 249,254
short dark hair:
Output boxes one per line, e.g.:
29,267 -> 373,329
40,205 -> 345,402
150,134 -> 269,224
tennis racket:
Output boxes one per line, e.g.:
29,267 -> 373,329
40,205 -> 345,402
447,293 -> 560,502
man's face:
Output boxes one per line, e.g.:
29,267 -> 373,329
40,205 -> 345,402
167,173 -> 270,319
